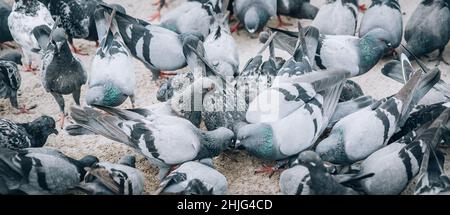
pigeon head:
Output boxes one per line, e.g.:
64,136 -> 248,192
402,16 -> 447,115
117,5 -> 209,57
0,51 -> 22,65
243,6 -> 269,34
51,28 -> 68,52
23,115 -> 58,147
315,130 -> 351,164
236,123 -> 275,159
364,28 -> 394,49
202,127 -> 235,156
78,155 -> 100,168
118,155 -> 136,168
85,85 -> 128,107
296,151 -> 327,172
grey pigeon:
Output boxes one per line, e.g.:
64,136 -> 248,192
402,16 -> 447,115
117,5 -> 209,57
358,107 -> 450,195
316,56 -> 441,164
38,0 -> 90,55
277,0 -> 318,20
280,152 -> 374,195
0,0 -> 14,47
359,0 -> 403,52
0,147 -> 98,194
98,4 -> 201,80
8,0 -> 54,72
0,116 -> 57,150
234,0 -> 277,34
33,26 -> 87,128
159,0 -> 223,39
70,103 -> 234,180
311,0 -> 358,36
293,150 -> 366,195
204,13 -> 239,77
78,155 -> 145,195
404,0 -> 450,65
269,27 -> 393,77
0,51 -> 24,113
237,25 -> 348,161
86,8 -> 136,107
156,160 -> 228,195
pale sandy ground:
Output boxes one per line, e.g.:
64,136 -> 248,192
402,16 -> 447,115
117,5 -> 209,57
1,0 -> 449,194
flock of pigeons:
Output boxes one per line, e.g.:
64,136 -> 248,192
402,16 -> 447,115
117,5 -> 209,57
1,0 -> 450,195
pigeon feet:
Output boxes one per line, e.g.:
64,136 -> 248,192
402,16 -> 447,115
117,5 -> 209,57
70,45 -> 88,56
276,16 -> 292,29
0,42 -> 18,49
254,164 -> 282,178
359,4 -> 367,12
95,41 -> 99,47
159,71 -> 177,79
230,22 -> 241,33
13,105 -> 36,115
23,65 -> 38,74
57,112 -> 68,129
149,10 -> 161,21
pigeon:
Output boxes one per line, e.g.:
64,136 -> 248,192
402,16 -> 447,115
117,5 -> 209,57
158,0 -> 223,39
0,116 -> 57,150
97,4 -> 192,80
233,0 -> 277,34
8,0 -> 54,72
316,57 -> 441,165
358,107 -> 450,195
293,150 -> 368,195
0,147 -> 98,194
311,0 -> 358,36
404,0 -> 450,65
237,25 -> 348,163
277,0 -> 318,24
237,70 -> 349,161
204,13 -> 239,77
85,8 -> 136,107
340,80 -> 364,102
0,0 -> 15,48
77,155 -> 145,195
155,160 -> 228,195
359,0 -> 403,52
269,27 -> 393,77
70,101 -> 235,180
0,51 -> 25,113
38,0 -> 90,55
33,26 -> 87,128
279,163 -> 311,195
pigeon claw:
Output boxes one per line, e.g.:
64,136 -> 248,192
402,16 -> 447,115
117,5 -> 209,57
254,164 -> 281,178
70,45 -> 88,56
359,4 -> 367,12
159,71 -> 177,79
13,105 -> 33,115
230,22 -> 241,33
149,11 -> 161,21
23,65 -> 38,74
57,112 -> 67,129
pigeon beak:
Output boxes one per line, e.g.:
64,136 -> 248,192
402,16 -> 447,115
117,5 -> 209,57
52,128 -> 59,135
291,159 -> 299,166
234,139 -> 241,149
